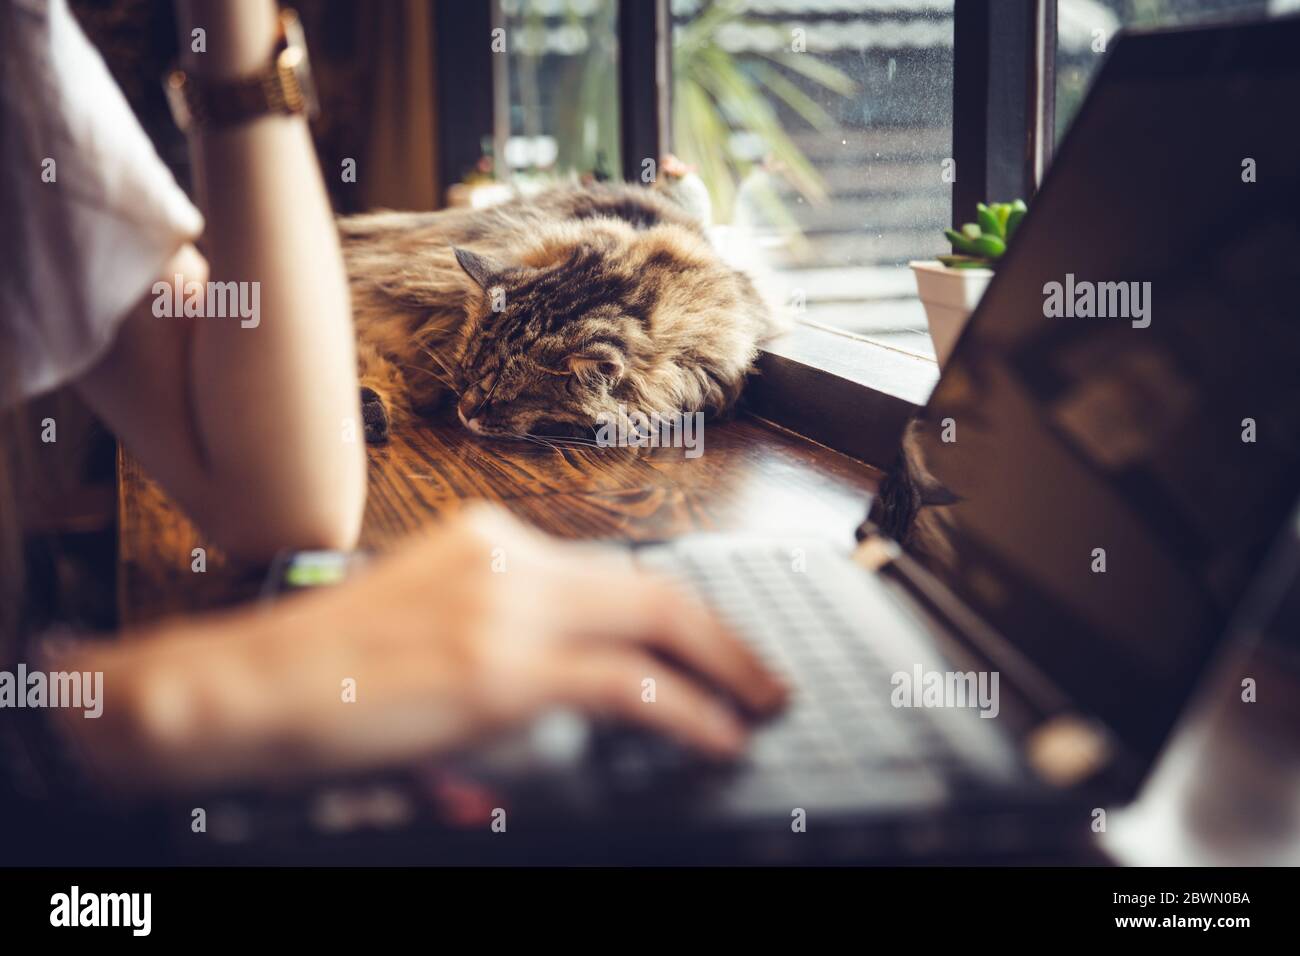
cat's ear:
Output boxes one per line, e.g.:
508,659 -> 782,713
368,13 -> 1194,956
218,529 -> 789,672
567,350 -> 625,385
452,246 -> 503,290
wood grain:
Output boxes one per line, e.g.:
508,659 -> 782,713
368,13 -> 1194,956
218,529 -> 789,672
117,412 -> 881,627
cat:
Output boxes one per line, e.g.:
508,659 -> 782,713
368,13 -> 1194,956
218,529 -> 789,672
339,183 -> 785,444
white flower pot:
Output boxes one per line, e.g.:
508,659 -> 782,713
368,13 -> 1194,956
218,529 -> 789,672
909,260 -> 995,368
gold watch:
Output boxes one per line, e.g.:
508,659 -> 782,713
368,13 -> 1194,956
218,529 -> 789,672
164,9 -> 318,132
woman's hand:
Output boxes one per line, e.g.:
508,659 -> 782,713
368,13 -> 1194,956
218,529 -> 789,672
60,506 -> 787,792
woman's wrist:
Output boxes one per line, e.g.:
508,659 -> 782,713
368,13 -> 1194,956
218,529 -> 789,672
176,0 -> 280,79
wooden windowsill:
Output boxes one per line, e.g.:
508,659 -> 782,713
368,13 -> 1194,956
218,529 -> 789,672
747,322 -> 940,468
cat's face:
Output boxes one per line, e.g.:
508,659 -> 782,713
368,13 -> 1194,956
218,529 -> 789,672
450,245 -> 646,439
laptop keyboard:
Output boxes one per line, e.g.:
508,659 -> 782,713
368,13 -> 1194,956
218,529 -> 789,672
610,537 -> 1015,815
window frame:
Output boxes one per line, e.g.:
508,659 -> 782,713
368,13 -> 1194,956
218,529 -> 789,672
432,1 -> 496,201
434,0 -> 1055,467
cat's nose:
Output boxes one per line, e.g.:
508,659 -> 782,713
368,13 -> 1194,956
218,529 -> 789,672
458,389 -> 486,421
457,390 -> 488,432
458,411 -> 484,434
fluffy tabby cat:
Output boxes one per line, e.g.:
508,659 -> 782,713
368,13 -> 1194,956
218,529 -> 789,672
340,183 -> 783,443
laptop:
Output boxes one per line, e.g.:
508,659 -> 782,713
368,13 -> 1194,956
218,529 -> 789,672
197,16 -> 1300,864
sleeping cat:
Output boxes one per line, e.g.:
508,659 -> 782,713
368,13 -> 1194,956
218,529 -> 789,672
340,183 -> 784,444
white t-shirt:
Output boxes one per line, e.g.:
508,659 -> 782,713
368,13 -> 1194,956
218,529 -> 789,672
0,0 -> 204,403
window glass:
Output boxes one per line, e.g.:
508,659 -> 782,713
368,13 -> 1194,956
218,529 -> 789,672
671,0 -> 955,359
500,0 -> 621,185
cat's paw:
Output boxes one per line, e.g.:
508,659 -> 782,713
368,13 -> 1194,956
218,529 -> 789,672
360,386 -> 390,444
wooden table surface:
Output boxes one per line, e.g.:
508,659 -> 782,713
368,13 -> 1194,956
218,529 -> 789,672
117,412 -> 881,627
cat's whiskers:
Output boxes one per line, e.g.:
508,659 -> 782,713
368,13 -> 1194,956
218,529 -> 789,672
414,345 -> 462,394
414,323 -> 459,344
510,433 -> 568,455
422,350 -> 465,380
521,431 -> 603,448
399,362 -> 459,395
491,431 -> 601,455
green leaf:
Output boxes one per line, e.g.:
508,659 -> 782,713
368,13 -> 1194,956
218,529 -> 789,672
961,223 -> 982,241
1005,199 -> 1029,239
976,203 -> 1001,239
993,203 -> 1012,235
973,234 -> 1006,259
945,227 -> 983,256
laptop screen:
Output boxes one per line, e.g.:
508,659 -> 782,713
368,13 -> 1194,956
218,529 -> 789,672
903,18 -> 1300,761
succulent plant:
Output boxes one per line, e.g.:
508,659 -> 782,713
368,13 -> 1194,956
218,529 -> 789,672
940,199 -> 1028,270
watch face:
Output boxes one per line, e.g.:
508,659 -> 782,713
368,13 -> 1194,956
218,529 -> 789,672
162,69 -> 194,130
279,10 -> 319,119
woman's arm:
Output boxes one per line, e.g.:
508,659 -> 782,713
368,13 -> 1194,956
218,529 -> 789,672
77,0 -> 365,559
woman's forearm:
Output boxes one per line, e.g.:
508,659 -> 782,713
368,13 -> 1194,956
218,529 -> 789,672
176,0 -> 366,554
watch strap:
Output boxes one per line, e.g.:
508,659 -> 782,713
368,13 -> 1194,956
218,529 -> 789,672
164,9 -> 316,132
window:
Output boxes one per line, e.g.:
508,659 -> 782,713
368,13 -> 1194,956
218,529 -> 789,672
671,0 -> 954,360
499,0 -> 621,184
